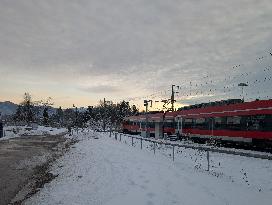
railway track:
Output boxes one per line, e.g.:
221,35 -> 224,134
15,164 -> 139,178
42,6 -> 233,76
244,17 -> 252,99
209,141 -> 272,154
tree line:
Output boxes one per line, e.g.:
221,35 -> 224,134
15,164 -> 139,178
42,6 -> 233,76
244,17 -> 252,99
11,93 -> 139,129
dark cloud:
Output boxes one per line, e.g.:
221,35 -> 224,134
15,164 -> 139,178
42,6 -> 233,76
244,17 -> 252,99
0,0 -> 272,107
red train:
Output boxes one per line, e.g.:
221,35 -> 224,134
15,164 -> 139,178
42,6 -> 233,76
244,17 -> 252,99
122,99 -> 272,144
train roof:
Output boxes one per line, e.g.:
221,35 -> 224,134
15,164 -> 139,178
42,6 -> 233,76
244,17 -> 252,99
174,99 -> 272,118
177,99 -> 244,111
124,99 -> 272,121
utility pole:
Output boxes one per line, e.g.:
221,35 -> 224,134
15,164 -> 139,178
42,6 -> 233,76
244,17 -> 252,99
171,85 -> 175,111
0,112 -> 3,138
103,98 -> 106,131
171,85 -> 179,111
144,100 -> 152,138
76,106 -> 78,134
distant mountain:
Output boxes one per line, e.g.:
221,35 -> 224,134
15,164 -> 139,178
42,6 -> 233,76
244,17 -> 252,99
0,101 -> 18,116
0,101 -> 57,116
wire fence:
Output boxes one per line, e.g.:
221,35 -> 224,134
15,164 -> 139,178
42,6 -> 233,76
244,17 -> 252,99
107,131 -> 272,172
62,128 -> 272,192
110,132 -> 214,171
64,128 -> 272,191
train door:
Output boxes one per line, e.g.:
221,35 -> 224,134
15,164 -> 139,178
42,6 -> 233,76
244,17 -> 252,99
175,116 -> 183,136
208,118 -> 214,136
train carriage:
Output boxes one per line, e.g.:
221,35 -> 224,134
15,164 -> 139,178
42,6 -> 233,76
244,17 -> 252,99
175,99 -> 272,143
122,115 -> 141,134
122,99 -> 272,145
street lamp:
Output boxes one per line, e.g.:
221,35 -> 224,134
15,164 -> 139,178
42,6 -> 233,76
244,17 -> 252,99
171,85 -> 180,111
238,83 -> 248,101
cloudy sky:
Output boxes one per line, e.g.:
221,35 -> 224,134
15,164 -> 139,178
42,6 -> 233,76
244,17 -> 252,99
0,0 -> 272,109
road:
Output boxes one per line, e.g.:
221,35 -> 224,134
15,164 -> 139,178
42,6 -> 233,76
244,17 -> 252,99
0,134 -> 71,205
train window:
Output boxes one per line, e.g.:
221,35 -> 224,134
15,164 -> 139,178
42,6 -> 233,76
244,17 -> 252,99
196,118 -> 205,124
164,121 -> 175,128
214,117 -> 223,129
183,118 -> 193,128
195,118 -> 207,129
245,115 -> 272,131
141,122 -> 146,127
246,115 -> 261,131
148,121 -> 155,128
214,117 -> 221,124
184,118 -> 193,123
263,115 -> 272,131
180,115 -> 272,131
226,116 -> 242,130
227,116 -> 241,124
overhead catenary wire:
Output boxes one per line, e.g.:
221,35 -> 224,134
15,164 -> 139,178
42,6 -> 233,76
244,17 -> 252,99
115,49 -> 272,110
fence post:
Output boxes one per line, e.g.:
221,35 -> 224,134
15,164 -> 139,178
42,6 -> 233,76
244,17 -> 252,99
207,151 -> 210,171
172,145 -> 175,161
153,141 -> 156,154
141,138 -> 143,149
132,137 -> 133,146
115,132 -> 117,140
119,134 -> 121,141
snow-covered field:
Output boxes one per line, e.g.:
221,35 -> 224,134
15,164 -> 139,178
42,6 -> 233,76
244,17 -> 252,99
24,130 -> 272,205
1,126 -> 67,140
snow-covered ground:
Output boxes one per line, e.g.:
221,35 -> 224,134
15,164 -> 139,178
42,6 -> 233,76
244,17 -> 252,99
1,126 -> 67,140
25,130 -> 272,205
